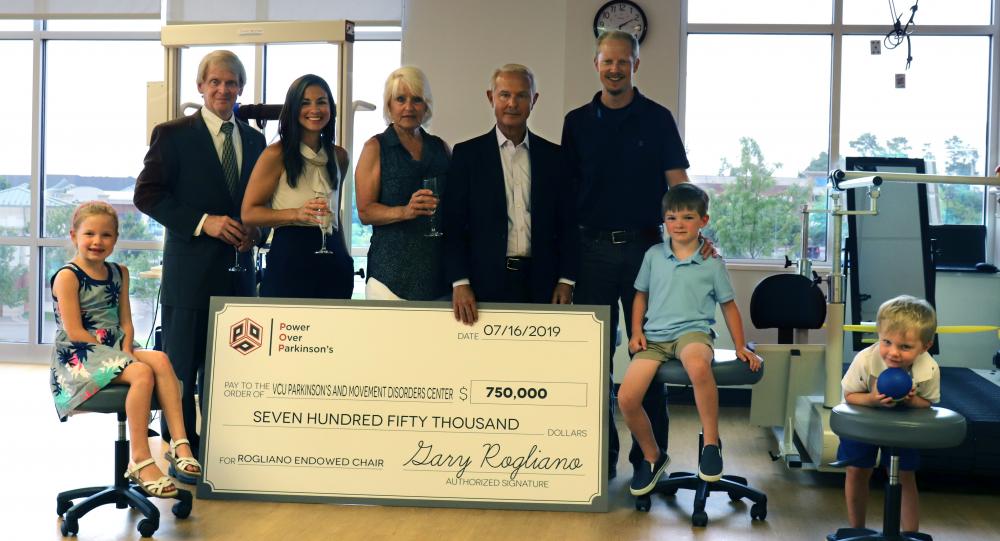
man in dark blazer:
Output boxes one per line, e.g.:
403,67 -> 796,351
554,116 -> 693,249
134,50 -> 265,456
443,64 -> 577,324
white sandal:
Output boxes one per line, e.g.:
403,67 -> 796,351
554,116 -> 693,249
125,458 -> 179,498
165,438 -> 202,484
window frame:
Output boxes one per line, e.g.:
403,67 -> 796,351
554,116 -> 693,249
344,26 -> 401,259
0,22 -> 162,353
679,0 -> 1000,268
0,21 -> 401,356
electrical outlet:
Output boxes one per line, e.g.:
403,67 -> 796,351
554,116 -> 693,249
895,73 -> 906,88
870,40 -> 881,55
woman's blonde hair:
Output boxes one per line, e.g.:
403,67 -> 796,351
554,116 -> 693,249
876,295 -> 937,345
71,200 -> 119,235
383,66 -> 433,125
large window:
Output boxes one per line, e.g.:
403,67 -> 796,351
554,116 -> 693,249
41,248 -> 163,346
0,21 -> 165,347
686,35 -> 832,260
348,37 -> 402,298
0,41 -> 33,237
350,39 -> 402,253
262,43 -> 341,144
0,20 -> 403,351
689,0 -> 831,25
843,0 -> 990,25
840,36 -> 989,226
0,39 -> 32,342
45,19 -> 162,31
41,39 -> 165,345
44,41 -> 165,240
0,20 -> 33,31
0,245 -> 30,343
685,0 -> 995,262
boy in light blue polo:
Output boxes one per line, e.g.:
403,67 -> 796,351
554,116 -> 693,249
619,183 -> 761,496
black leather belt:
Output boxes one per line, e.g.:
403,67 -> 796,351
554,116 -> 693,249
505,257 -> 531,271
580,226 -> 660,245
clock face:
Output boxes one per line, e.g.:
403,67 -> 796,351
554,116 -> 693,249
594,1 -> 648,44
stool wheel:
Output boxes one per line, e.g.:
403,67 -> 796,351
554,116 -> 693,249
634,494 -> 651,512
56,497 -> 72,516
61,516 -> 79,536
750,502 -> 767,521
172,496 -> 192,519
137,517 -> 159,538
692,510 -> 708,527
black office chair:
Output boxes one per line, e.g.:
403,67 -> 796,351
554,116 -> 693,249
56,384 -> 192,538
634,352 -> 767,527
750,273 -> 826,343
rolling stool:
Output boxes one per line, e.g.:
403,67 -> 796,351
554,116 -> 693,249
56,383 -> 193,538
634,350 -> 767,527
827,404 -> 967,541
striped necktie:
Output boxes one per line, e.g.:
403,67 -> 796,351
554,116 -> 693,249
220,122 -> 239,196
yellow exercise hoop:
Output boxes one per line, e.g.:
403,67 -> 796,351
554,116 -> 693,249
843,324 -> 1000,340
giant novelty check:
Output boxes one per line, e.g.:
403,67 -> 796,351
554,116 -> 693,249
198,298 -> 610,512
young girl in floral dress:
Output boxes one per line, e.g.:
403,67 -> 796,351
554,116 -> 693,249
50,201 -> 202,497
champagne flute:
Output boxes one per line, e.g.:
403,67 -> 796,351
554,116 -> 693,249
227,245 -> 244,272
423,177 -> 443,238
313,190 -> 333,254
227,217 -> 245,272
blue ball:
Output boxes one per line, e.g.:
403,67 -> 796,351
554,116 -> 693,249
877,367 -> 913,401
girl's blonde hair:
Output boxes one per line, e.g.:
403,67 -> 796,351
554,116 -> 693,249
71,200 -> 119,235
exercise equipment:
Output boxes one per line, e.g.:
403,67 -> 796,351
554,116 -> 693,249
750,168 -> 1000,471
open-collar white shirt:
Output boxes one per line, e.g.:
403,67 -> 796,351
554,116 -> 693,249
495,125 -> 532,258
452,127 -> 573,289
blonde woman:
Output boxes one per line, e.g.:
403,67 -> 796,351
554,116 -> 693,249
355,66 -> 451,300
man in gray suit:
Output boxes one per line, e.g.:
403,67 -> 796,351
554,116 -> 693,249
134,50 -> 265,457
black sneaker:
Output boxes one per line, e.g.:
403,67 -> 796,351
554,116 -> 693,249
699,444 -> 723,482
629,451 -> 670,496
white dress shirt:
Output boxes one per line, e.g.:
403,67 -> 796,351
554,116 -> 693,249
496,125 -> 532,257
452,127 -> 573,289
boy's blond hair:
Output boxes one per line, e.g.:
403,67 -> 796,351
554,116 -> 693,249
876,295 -> 937,345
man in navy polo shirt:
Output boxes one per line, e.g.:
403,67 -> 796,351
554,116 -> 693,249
561,30 -> 696,480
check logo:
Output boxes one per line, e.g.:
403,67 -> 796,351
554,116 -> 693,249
230,318 -> 263,355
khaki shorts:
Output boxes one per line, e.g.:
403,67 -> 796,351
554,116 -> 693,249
633,331 -> 714,362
